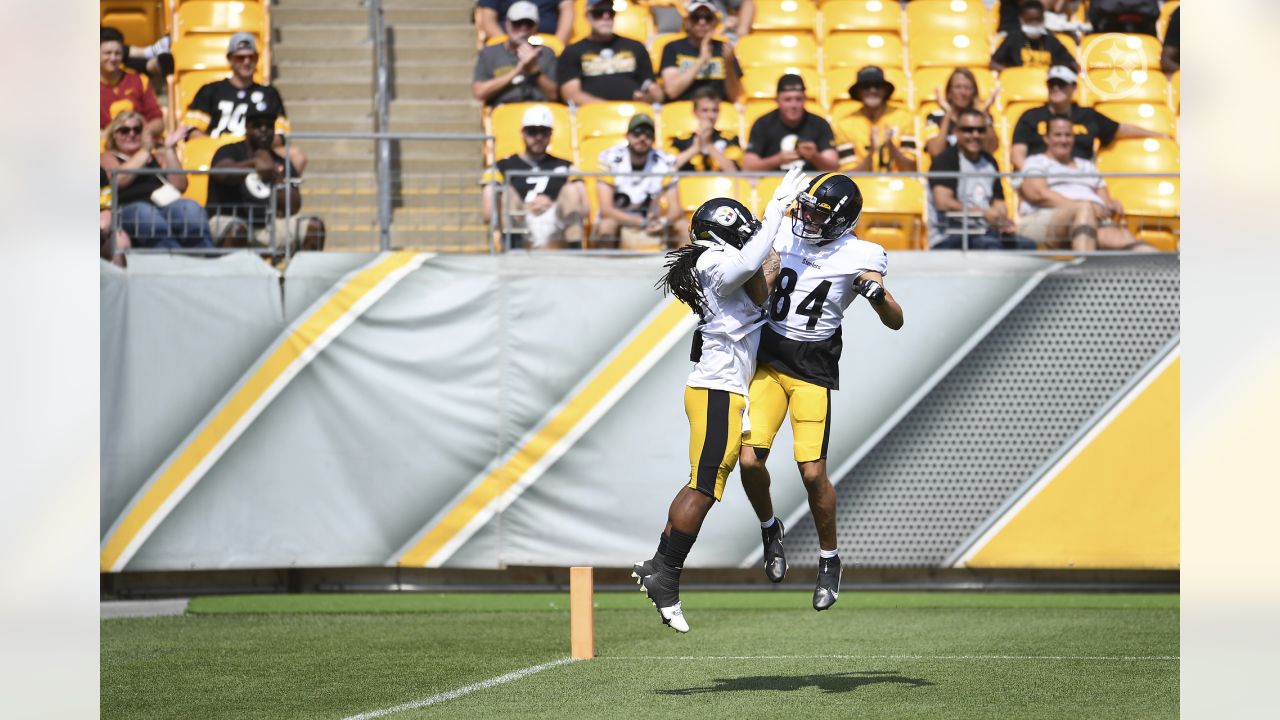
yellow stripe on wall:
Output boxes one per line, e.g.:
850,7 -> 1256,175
396,299 -> 692,567
967,357 -> 1180,569
100,251 -> 424,572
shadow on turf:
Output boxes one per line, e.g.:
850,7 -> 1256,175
659,671 -> 933,696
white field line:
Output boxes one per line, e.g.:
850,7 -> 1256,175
341,657 -> 576,720
599,654 -> 1178,662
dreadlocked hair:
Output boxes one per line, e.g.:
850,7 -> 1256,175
656,244 -> 710,322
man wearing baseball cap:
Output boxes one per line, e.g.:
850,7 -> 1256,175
477,0 -> 574,47
1009,64 -> 1165,170
742,73 -> 838,172
557,0 -> 663,104
834,65 -> 917,173
180,32 -> 308,172
596,112 -> 685,248
658,1 -> 743,103
474,1 -> 560,106
482,105 -> 586,249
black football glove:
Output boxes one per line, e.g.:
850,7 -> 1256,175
858,279 -> 886,306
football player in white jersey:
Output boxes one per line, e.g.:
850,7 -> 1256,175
738,172 -> 904,611
632,167 -> 811,633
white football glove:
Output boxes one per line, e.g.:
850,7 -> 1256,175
768,166 -> 811,215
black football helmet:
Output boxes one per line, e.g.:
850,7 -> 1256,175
790,173 -> 863,242
688,197 -> 761,249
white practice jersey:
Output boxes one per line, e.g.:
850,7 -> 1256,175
685,245 -> 770,396
765,227 -> 889,341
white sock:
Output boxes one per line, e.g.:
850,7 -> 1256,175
760,516 -> 778,529
819,548 -> 839,559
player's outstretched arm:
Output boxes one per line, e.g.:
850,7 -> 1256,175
713,167 -> 809,293
856,271 -> 903,330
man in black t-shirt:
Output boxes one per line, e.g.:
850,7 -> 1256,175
1009,65 -> 1165,169
990,1 -> 1078,72
670,87 -> 743,171
658,1 -> 743,102
207,106 -> 324,252
481,106 -> 585,249
557,0 -> 662,104
742,74 -> 838,172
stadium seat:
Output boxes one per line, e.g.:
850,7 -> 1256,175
614,1 -> 653,42
179,134 -> 242,206
1079,33 -> 1162,71
1170,70 -> 1179,114
735,32 -> 819,69
907,31 -> 990,71
1107,177 -> 1179,251
740,65 -> 821,100
820,0 -> 903,35
574,102 -> 651,143
742,98 -> 828,134
101,1 -> 164,46
1096,138 -> 1179,174
998,66 -> 1051,107
1093,102 -> 1177,140
677,176 -> 751,218
484,33 -> 566,54
821,32 -> 904,70
751,0 -> 818,33
911,67 -> 997,111
855,176 -> 925,250
174,1 -> 266,41
1055,32 -> 1079,60
826,66 -> 909,119
659,101 -> 742,152
173,34 -> 252,73
1080,67 -> 1170,106
171,69 -> 227,117
489,103 -> 574,163
905,0 -> 987,36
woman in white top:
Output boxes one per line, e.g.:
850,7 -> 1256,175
1017,115 -> 1155,251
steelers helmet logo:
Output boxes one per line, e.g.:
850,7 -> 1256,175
711,205 -> 738,226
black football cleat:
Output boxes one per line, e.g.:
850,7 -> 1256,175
639,563 -> 689,632
761,519 -> 787,582
812,555 -> 842,611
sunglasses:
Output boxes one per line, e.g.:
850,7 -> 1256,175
115,125 -> 142,135
957,125 -> 986,134
511,19 -> 536,29
690,13 -> 716,23
628,128 -> 654,138
230,53 -> 258,63
1047,79 -> 1072,89
589,8 -> 616,18
523,126 -> 552,136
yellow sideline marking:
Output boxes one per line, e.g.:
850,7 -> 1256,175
100,251 -> 425,572
396,300 -> 691,567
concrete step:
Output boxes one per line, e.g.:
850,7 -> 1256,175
390,44 -> 479,63
387,25 -> 477,52
276,79 -> 372,101
275,62 -> 373,83
286,99 -> 374,124
389,101 -> 482,125
271,7 -> 367,26
276,25 -> 369,46
275,0 -> 367,9
272,45 -> 371,64
305,156 -> 484,173
392,78 -> 473,101
274,3 -> 474,26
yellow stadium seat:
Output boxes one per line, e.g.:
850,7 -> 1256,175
1096,138 -> 1179,174
577,135 -> 622,172
911,67 -> 997,111
1107,177 -> 1179,251
101,1 -> 164,46
1093,102 -> 1177,140
907,31 -> 990,70
575,102 -> 652,143
179,134 -> 242,206
998,65 -> 1051,106
820,0 -> 903,35
905,0 -> 987,36
735,32 -> 819,69
489,103 -> 574,163
174,1 -> 266,40
614,1 -> 653,42
1170,70 -> 1179,114
740,65 -> 821,100
752,0 -> 818,33
1079,33 -> 1162,71
855,176 -> 925,250
172,69 -> 226,116
677,176 -> 751,217
751,174 -> 784,211
1055,32 -> 1079,60
1080,67 -> 1169,106
822,32 -> 904,70
173,34 -> 245,72
743,99 -> 828,133
659,101 -> 742,150
826,66 -> 909,119
1157,1 -> 1179,41
484,33 -> 566,54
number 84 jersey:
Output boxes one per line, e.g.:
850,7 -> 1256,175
765,229 -> 888,342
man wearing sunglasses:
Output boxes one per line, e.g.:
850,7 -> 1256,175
481,105 -> 585,249
1009,65 -> 1163,170
834,66 -> 917,173
558,0 -> 663,104
474,1 -> 560,106
477,0 -> 574,47
659,1 -> 743,103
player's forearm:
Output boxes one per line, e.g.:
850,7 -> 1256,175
874,291 -> 904,330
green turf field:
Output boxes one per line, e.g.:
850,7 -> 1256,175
101,591 -> 1178,719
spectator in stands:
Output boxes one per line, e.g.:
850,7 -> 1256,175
596,113 -> 685,249
557,0 -> 663,104
1088,0 -> 1159,36
207,106 -> 325,252
473,1 -> 559,106
1009,65 -> 1165,169
1001,1 -> 1087,35
100,28 -> 163,139
1161,6 -> 1179,74
477,0 -> 573,47
834,66 -> 917,172
100,167 -> 131,267
742,74 -> 838,172
100,111 -> 213,251
671,87 -> 742,172
181,33 -> 308,173
928,108 -> 1035,250
1015,115 -> 1155,252
923,67 -> 999,159
990,1 -> 1079,72
482,106 -> 586,249
101,26 -> 174,89
659,1 -> 743,103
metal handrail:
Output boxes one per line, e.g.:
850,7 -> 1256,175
369,0 -> 392,250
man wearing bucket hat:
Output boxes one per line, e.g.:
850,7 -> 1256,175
833,65 -> 917,173
473,1 -> 560,106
